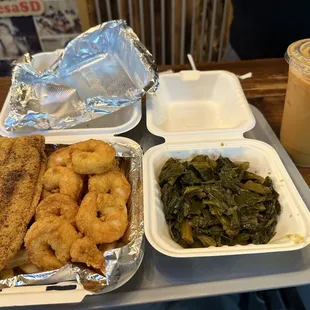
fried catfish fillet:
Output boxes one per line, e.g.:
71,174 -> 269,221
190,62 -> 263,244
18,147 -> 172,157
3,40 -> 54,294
0,135 -> 46,271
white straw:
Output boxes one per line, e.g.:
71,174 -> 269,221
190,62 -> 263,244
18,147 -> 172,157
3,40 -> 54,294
187,54 -> 197,70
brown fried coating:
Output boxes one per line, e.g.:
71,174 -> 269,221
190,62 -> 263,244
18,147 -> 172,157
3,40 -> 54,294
0,135 -> 46,271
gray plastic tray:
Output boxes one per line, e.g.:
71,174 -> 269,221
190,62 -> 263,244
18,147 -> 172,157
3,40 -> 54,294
4,105 -> 310,309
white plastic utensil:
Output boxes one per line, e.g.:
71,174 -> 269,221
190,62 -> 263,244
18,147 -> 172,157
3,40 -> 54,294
187,53 -> 197,71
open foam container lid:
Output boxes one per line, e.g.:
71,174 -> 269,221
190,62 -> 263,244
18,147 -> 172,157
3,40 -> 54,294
146,70 -> 256,141
0,50 -> 142,138
143,70 -> 310,258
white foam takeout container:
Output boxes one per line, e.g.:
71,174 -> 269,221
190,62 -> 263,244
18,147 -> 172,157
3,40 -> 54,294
0,51 -> 143,307
143,70 -> 310,258
0,50 -> 142,137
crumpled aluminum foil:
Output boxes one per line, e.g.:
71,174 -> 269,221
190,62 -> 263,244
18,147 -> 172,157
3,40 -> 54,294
5,20 -> 158,131
0,141 -> 144,294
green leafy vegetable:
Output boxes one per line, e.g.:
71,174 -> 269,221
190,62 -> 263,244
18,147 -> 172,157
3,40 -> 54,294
240,181 -> 272,195
196,234 -> 217,247
158,158 -> 185,186
243,171 -> 264,183
159,155 -> 281,248
181,219 -> 194,244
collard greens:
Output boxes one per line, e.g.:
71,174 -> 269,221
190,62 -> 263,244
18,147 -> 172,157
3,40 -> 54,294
159,155 -> 281,248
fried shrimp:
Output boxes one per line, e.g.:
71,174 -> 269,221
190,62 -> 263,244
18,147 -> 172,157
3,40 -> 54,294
47,147 -> 72,169
109,159 -> 120,172
98,242 -> 119,252
24,217 -> 80,271
88,171 -> 131,202
76,192 -> 128,244
70,139 -> 116,175
42,167 -> 83,201
70,237 -> 105,271
36,193 -> 79,226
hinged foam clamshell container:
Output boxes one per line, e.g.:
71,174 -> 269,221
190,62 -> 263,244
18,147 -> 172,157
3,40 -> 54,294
0,51 -> 143,307
143,70 -> 310,258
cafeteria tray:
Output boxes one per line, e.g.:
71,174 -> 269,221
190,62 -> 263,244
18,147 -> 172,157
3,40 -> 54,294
3,105 -> 310,309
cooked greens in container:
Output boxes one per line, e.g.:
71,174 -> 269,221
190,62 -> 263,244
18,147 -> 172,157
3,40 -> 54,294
159,155 -> 281,248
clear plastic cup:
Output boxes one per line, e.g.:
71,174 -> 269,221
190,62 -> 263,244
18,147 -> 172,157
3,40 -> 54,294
281,39 -> 310,166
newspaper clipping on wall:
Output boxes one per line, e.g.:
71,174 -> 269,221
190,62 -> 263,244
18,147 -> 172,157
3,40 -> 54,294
0,0 -> 82,75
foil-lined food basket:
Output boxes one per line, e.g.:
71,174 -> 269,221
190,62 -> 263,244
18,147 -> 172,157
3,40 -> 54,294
0,139 -> 144,295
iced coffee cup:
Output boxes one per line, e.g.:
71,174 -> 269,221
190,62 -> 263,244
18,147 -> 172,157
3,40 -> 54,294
281,39 -> 310,166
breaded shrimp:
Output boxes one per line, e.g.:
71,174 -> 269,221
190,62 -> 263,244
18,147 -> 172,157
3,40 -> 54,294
24,217 -> 80,271
88,171 -> 131,202
42,166 -> 83,201
76,192 -> 128,244
47,147 -> 72,169
69,139 -> 116,175
36,193 -> 79,226
70,237 -> 105,271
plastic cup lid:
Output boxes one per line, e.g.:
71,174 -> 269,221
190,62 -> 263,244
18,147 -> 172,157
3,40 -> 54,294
285,39 -> 310,73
